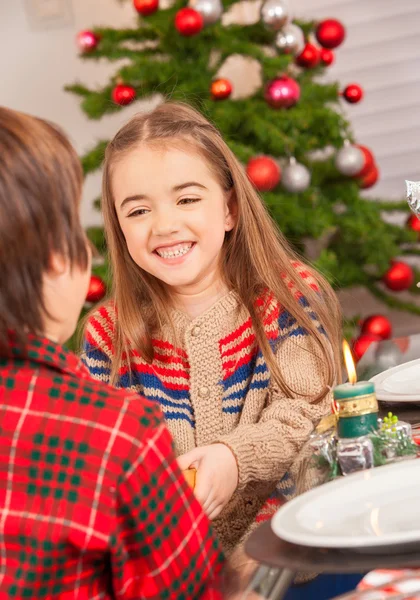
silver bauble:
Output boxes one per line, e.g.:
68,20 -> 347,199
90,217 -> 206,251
282,159 -> 311,193
260,0 -> 291,31
189,0 -> 223,25
275,23 -> 305,55
335,144 -> 364,176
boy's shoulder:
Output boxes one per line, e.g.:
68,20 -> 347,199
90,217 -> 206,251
55,364 -> 163,443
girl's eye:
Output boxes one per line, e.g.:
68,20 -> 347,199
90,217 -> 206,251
128,208 -> 149,217
178,198 -> 200,205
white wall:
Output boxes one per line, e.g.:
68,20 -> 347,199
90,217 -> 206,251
1,0 -> 153,226
1,0 -> 419,226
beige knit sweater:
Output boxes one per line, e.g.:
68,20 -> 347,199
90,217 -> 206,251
82,287 -> 332,556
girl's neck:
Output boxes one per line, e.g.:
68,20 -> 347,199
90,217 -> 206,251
172,275 -> 229,320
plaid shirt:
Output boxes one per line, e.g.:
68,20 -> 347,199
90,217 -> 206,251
0,334 -> 224,599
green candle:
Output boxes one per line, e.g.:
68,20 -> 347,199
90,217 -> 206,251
333,381 -> 378,439
333,381 -> 375,399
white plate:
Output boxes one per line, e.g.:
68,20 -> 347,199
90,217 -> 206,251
370,358 -> 420,403
271,461 -> 420,549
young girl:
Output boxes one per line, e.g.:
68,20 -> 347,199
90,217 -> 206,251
82,101 -> 342,557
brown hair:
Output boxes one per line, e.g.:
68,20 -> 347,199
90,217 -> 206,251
99,101 -> 342,396
0,106 -> 89,354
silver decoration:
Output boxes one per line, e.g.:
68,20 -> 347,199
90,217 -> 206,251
274,23 -> 305,55
406,180 -> 420,217
337,435 -> 374,476
335,143 -> 364,176
282,157 -> 311,193
374,340 -> 402,372
260,0 -> 291,31
189,0 -> 223,25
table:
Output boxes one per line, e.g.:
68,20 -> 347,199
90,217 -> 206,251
242,334 -> 420,599
245,522 -> 420,600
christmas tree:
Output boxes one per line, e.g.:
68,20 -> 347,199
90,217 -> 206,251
67,0 -> 420,352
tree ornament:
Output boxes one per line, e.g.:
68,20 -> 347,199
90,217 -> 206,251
358,164 -> 379,189
374,340 -> 402,372
361,315 -> 392,340
260,0 -> 291,31
282,158 -> 310,193
342,84 -> 364,104
210,78 -> 232,100
274,23 -> 304,56
246,156 -> 281,192
352,334 -> 381,362
320,48 -> 334,66
406,213 -> 420,237
112,83 -> 136,106
335,142 -> 365,176
264,76 -> 300,109
77,30 -> 100,53
383,261 -> 414,292
296,43 -> 320,68
406,180 -> 420,217
133,0 -> 159,16
353,145 -> 375,178
175,8 -> 204,36
316,18 -> 346,49
86,275 -> 107,304
189,0 -> 222,25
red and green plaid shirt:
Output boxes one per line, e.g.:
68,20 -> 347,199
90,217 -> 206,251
0,334 -> 224,599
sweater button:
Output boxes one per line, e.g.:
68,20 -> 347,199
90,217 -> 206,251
191,326 -> 201,337
199,386 -> 210,398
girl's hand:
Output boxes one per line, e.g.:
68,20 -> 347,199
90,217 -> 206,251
177,443 -> 238,520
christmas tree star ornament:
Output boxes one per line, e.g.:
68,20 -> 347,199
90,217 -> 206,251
406,180 -> 420,217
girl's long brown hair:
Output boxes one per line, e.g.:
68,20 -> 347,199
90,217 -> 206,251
98,101 -> 342,395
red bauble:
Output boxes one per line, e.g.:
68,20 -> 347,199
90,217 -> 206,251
352,334 -> 381,362
77,30 -> 100,53
316,19 -> 346,49
353,145 -> 375,178
361,315 -> 392,341
406,213 -> 420,236
210,78 -> 233,100
383,261 -> 414,292
358,164 -> 379,189
133,0 -> 158,16
112,84 -> 136,106
342,84 -> 364,104
296,43 -> 320,68
246,156 -> 281,192
264,76 -> 300,109
175,8 -> 203,36
320,48 -> 334,66
86,275 -> 107,304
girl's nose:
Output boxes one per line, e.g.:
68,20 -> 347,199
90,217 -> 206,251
152,207 -> 180,236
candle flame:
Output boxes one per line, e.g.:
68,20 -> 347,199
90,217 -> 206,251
343,340 -> 357,384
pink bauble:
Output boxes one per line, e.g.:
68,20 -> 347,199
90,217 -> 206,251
264,76 -> 300,109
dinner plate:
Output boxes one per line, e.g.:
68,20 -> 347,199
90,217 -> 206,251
370,359 -> 420,403
271,460 -> 420,550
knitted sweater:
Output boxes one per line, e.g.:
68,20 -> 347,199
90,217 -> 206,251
82,272 -> 332,555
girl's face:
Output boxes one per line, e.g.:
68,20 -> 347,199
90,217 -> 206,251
112,144 -> 236,293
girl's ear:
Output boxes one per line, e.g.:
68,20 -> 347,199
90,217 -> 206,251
225,189 -> 238,232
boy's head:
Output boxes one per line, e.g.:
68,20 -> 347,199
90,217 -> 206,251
0,107 -> 91,351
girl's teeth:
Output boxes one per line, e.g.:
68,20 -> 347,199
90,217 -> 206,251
157,244 -> 192,258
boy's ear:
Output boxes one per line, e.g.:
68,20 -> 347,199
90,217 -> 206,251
225,189 -> 238,232
47,252 -> 68,277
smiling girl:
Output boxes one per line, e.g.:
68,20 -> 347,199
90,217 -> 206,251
82,101 -> 342,557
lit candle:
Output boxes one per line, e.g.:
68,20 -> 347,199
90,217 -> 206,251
333,341 -> 379,439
